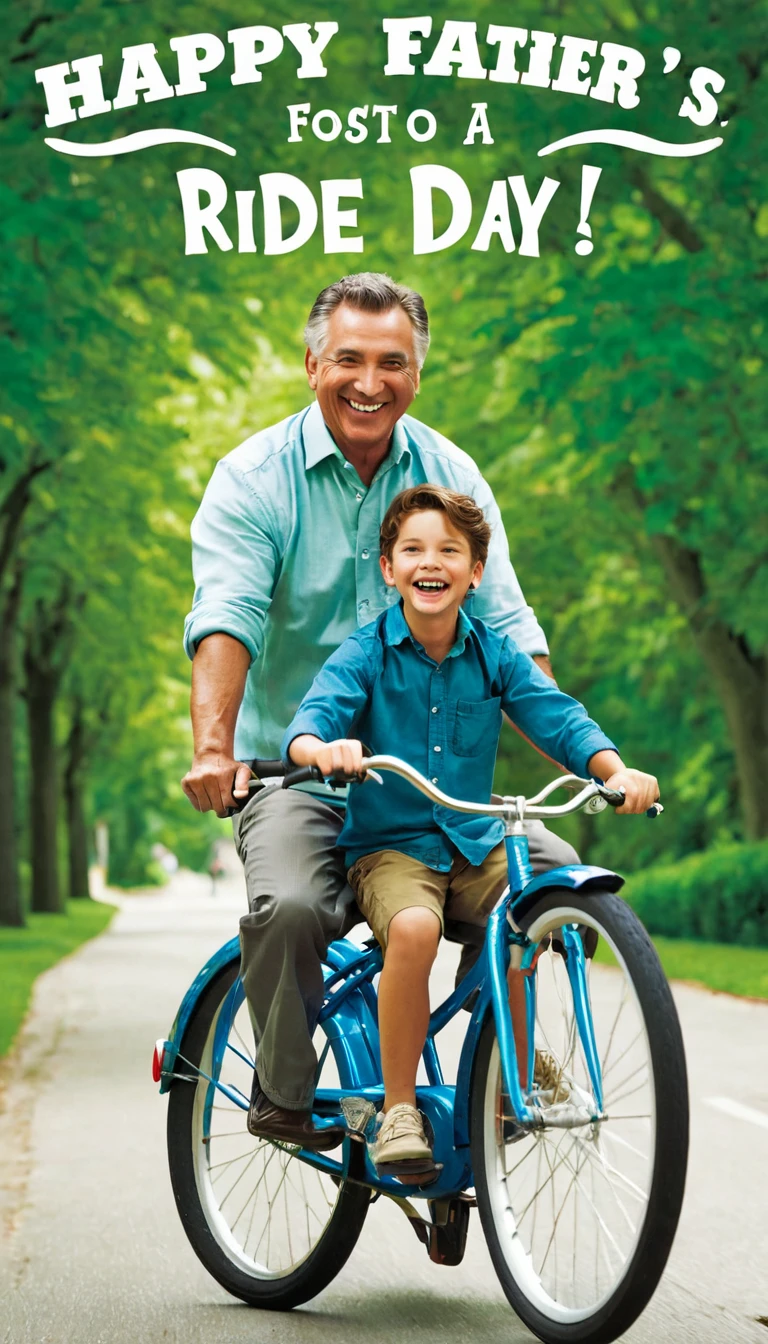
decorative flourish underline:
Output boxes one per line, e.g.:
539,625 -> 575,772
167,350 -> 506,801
44,126 -> 722,162
45,129 -> 237,157
538,130 -> 723,157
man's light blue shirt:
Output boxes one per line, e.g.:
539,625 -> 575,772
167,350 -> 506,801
282,603 -> 618,870
184,401 -> 549,760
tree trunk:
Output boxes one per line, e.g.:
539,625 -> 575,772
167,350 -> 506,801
65,777 -> 90,899
0,459 -> 55,925
25,665 -> 63,914
63,701 -> 91,899
653,535 -> 768,841
0,578 -> 24,925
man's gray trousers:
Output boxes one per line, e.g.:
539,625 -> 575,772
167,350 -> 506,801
233,787 -> 578,1111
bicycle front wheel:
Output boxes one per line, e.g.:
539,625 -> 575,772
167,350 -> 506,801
471,889 -> 688,1344
166,962 -> 370,1309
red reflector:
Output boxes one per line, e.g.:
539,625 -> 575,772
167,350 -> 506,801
152,1039 -> 166,1083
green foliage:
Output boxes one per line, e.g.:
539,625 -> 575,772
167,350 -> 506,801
623,843 -> 768,947
0,900 -> 115,1056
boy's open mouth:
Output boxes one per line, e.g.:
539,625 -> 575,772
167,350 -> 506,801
413,580 -> 449,592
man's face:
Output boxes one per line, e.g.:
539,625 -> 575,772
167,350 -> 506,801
305,303 -> 420,457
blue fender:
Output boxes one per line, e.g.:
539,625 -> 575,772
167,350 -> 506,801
157,935 -> 241,1092
510,863 -> 624,925
156,934 -> 374,1094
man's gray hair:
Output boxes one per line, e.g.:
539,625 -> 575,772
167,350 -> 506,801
304,272 -> 430,370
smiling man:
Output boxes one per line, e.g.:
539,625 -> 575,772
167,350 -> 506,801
181,273 -> 576,1149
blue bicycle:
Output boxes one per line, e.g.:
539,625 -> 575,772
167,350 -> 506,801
154,756 -> 688,1344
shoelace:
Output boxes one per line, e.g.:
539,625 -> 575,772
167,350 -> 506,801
379,1105 -> 425,1141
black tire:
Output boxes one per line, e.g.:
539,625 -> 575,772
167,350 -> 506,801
470,889 -> 689,1344
166,962 -> 370,1309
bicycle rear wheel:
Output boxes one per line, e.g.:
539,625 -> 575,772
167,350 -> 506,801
471,889 -> 688,1344
166,962 -> 370,1309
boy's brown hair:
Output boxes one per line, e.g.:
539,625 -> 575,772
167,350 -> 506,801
380,485 -> 491,565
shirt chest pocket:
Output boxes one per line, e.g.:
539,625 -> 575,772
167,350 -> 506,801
452,696 -> 502,756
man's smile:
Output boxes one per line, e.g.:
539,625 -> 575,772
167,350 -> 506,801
341,396 -> 388,414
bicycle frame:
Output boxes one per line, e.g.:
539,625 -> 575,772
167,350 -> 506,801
158,826 -> 625,1202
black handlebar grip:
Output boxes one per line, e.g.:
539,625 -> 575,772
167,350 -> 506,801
246,758 -> 286,778
281,765 -> 324,788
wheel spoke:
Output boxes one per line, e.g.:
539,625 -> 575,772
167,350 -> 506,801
599,1128 -> 650,1162
601,1023 -> 646,1083
209,1148 -> 255,1175
607,1074 -> 651,1109
537,1136 -> 590,1277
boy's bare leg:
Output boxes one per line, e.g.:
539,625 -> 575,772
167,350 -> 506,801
378,907 -> 441,1112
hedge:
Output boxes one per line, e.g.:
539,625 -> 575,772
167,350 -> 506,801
621,842 -> 768,948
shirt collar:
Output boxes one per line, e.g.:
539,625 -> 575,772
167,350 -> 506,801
449,606 -> 474,656
383,601 -> 474,657
302,401 -> 341,469
302,399 -> 410,471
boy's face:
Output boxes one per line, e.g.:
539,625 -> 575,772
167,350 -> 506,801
380,509 -> 483,621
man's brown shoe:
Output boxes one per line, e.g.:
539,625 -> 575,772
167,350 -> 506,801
247,1072 -> 345,1152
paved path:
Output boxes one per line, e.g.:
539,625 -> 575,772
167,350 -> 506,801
1,857 -> 766,1344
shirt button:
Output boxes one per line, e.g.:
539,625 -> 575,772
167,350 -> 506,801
431,706 -> 439,714
433,745 -> 441,753
361,549 -> 370,559
432,776 -> 439,784
356,492 -> 363,501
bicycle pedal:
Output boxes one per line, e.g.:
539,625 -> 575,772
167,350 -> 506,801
386,1162 -> 443,1187
340,1096 -> 378,1139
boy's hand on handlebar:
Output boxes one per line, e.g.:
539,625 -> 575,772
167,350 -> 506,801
313,738 -> 369,781
290,735 -> 368,782
603,768 -> 660,815
181,752 -> 253,817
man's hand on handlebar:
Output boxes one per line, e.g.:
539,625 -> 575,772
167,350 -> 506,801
181,751 -> 253,817
289,734 -> 369,783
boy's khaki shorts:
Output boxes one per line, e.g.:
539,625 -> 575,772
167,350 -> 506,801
347,845 -> 509,949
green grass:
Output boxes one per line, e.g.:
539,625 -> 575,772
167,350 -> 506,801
0,900 -> 116,1058
595,931 -> 768,999
650,936 -> 768,999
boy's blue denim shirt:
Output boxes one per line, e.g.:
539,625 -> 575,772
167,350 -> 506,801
282,603 -> 618,871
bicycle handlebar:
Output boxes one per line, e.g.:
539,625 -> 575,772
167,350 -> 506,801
241,755 -> 663,820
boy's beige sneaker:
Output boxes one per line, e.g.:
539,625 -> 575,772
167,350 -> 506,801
371,1104 -> 435,1175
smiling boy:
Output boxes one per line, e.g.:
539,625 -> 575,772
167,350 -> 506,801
284,485 -> 659,1176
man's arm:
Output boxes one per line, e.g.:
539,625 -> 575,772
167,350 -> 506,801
532,654 -> 555,682
181,459 -> 283,815
467,472 -> 552,663
181,634 -> 253,816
